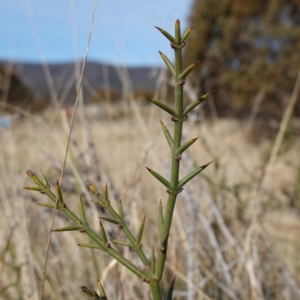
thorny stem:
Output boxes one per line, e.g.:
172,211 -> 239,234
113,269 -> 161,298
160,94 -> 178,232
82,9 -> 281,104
151,19 -> 211,300
155,19 -> 184,282
25,19 -> 210,300
101,201 -> 150,266
26,172 -> 146,279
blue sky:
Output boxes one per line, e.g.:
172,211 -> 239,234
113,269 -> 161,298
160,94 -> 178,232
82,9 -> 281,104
0,0 -> 193,66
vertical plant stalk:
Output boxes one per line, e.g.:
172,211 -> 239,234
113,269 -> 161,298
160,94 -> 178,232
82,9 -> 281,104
148,20 -> 212,298
155,19 -> 184,281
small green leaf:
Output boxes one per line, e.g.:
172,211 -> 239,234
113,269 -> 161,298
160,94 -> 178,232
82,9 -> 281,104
87,183 -> 105,203
178,161 -> 213,189
40,169 -> 50,187
80,286 -> 102,299
53,225 -> 83,232
38,203 -> 56,208
145,167 -> 171,189
118,200 -> 124,219
183,90 -> 215,116
175,137 -> 198,156
154,26 -> 176,43
104,184 -> 108,202
99,221 -> 108,243
158,200 -> 163,241
56,182 -> 64,206
181,25 -> 194,43
78,243 -> 102,249
100,216 -> 121,225
160,121 -> 173,149
136,215 -> 146,245
158,51 -> 175,77
25,170 -> 58,203
97,280 -> 108,298
26,170 -> 44,187
179,60 -> 199,80
111,239 -> 131,247
145,97 -> 177,117
150,247 -> 156,274
166,276 -> 176,300
175,19 -> 181,44
91,200 -> 103,206
23,186 -> 46,192
79,195 -> 87,223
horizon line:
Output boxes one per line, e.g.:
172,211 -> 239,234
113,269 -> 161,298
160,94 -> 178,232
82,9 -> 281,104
0,57 -> 164,69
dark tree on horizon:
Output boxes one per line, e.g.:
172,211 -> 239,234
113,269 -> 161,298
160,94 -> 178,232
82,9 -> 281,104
0,64 -> 36,112
183,0 -> 300,133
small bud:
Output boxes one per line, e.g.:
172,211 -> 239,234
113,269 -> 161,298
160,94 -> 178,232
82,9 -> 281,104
26,170 -> 36,178
87,182 -> 97,193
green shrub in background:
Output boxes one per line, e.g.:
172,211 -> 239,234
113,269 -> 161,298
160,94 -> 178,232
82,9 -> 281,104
184,0 -> 300,135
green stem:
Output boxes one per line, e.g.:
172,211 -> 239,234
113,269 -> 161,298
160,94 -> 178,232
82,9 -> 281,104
149,281 -> 162,300
27,176 -> 147,279
156,19 -> 184,281
62,205 -> 146,278
63,206 -> 147,279
84,226 -> 146,278
90,184 -> 150,266
104,202 -> 150,266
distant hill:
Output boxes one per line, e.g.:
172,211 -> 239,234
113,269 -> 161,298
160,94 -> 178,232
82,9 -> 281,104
0,60 -> 162,105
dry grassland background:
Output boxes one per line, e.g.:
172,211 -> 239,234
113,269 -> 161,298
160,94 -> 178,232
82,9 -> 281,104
1,98 -> 300,299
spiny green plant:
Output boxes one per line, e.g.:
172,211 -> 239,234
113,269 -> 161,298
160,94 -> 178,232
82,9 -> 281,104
25,19 -> 214,300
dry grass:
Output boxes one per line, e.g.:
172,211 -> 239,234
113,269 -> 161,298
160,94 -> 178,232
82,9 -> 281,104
1,100 -> 300,299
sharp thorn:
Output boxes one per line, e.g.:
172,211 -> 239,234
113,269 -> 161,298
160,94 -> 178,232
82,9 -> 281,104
205,161 -> 213,167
